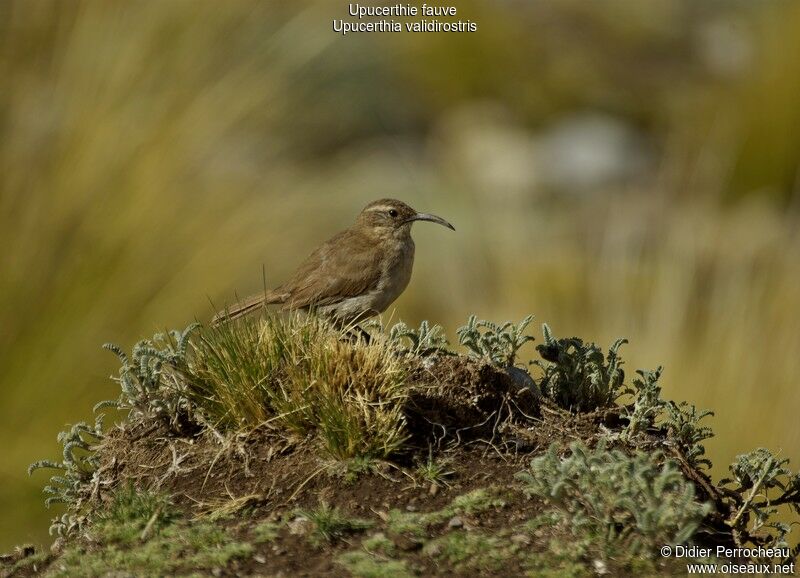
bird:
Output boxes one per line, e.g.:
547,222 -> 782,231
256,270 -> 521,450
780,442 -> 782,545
211,198 -> 455,327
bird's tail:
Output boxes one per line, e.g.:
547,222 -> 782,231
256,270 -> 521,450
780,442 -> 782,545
211,291 -> 285,326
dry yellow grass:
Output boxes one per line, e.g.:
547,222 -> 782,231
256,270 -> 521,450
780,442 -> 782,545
186,314 -> 408,459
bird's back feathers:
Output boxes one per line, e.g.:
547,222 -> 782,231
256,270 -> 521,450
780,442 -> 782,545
211,227 -> 385,325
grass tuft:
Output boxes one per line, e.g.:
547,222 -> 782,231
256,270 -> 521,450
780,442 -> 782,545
184,314 -> 409,459
300,502 -> 373,545
415,449 -> 454,488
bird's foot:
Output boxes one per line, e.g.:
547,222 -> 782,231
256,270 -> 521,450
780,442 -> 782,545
344,325 -> 372,344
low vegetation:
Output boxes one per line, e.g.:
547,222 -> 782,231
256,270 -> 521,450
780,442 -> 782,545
45,486 -> 253,577
517,442 -> 710,559
6,312 -> 799,576
298,502 -> 372,545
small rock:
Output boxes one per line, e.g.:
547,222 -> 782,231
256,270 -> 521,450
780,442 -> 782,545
593,559 -> 609,575
405,503 -> 417,512
211,568 -> 223,577
510,533 -> 530,545
505,365 -> 541,399
254,554 -> 267,564
447,516 -> 463,529
288,516 -> 311,536
429,483 -> 439,497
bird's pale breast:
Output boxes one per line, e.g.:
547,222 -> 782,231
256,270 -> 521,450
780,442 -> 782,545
319,235 -> 415,323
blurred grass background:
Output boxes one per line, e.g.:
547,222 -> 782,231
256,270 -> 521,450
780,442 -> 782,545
2,0 -> 800,550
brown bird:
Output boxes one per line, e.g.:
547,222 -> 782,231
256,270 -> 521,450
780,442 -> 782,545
212,199 -> 454,326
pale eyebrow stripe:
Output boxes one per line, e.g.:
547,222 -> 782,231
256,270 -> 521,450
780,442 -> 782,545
365,205 -> 395,213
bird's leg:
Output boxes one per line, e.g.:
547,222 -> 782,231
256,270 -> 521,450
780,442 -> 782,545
324,314 -> 373,344
345,325 -> 372,344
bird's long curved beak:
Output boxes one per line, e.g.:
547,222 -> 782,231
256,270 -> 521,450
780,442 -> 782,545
405,212 -> 455,231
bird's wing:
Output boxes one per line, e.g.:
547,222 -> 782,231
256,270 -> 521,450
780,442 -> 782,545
280,229 -> 384,310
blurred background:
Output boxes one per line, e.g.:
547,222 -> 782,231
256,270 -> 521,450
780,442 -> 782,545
2,0 -> 800,550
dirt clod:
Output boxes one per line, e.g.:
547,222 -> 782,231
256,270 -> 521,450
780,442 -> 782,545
403,355 -> 540,447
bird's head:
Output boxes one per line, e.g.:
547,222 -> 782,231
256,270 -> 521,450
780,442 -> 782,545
356,198 -> 455,238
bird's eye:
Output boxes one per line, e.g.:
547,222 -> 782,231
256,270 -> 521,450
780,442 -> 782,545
388,209 -> 398,218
